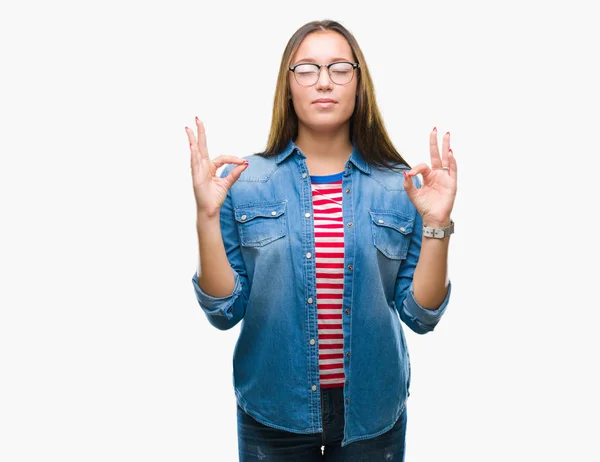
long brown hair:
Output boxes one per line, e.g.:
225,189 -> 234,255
260,19 -> 410,171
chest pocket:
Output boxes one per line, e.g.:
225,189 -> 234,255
369,209 -> 414,259
234,200 -> 288,247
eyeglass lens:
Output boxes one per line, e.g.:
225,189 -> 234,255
293,63 -> 355,86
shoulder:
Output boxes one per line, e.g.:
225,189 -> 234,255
368,162 -> 412,192
219,153 -> 279,182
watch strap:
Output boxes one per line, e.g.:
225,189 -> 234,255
422,219 -> 454,238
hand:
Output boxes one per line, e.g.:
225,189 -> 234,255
403,128 -> 457,227
187,117 -> 248,217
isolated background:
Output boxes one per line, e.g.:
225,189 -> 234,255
1,0 -> 599,460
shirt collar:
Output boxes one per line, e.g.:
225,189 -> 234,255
275,139 -> 371,175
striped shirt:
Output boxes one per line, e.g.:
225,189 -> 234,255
310,171 -> 346,389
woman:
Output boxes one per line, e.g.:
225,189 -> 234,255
187,19 -> 456,461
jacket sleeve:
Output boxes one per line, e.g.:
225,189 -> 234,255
191,164 -> 250,331
393,174 -> 452,334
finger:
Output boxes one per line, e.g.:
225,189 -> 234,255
196,117 -> 209,159
430,127 -> 442,169
441,131 -> 450,169
212,155 -> 248,169
407,162 -> 432,178
186,126 -> 199,171
221,163 -> 249,189
185,125 -> 197,147
402,170 -> 416,195
447,148 -> 457,179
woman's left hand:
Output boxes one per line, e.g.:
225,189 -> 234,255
403,128 -> 458,227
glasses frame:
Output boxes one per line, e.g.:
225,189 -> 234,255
288,61 -> 360,86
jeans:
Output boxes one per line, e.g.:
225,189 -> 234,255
237,387 -> 407,461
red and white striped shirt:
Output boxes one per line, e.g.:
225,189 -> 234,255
311,172 -> 346,389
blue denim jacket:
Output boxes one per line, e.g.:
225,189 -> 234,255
191,139 -> 451,447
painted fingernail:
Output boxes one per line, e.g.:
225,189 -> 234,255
195,116 -> 199,122
185,126 -> 189,130
449,149 -> 453,154
446,131 -> 450,136
433,127 -> 437,132
243,160 -> 249,164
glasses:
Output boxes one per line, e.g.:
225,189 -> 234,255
288,61 -> 360,86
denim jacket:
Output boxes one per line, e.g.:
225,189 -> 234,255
191,139 -> 451,447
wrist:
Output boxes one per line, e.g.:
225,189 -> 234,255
422,215 -> 452,228
196,210 -> 221,231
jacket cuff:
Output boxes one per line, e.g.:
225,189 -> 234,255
191,269 -> 242,320
403,280 -> 452,327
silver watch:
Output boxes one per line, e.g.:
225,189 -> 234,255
422,220 -> 454,239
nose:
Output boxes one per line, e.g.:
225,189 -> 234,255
315,66 -> 334,90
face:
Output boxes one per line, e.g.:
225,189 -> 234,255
288,31 -> 358,132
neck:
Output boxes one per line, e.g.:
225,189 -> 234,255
295,123 -> 353,175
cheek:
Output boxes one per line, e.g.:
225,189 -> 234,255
290,87 -> 310,108
340,91 -> 357,113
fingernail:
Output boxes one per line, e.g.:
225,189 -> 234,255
243,160 -> 249,164
195,116 -> 199,122
185,126 -> 189,130
446,131 -> 450,136
433,127 -> 437,132
449,149 -> 453,154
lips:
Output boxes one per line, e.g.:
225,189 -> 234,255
312,98 -> 337,104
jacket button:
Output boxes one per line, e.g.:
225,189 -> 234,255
347,222 -> 353,227
312,385 -> 317,391
241,215 -> 247,221
310,339 -> 316,345
345,397 -> 349,404
302,173 -> 308,178
400,226 -> 406,232
378,219 -> 384,224
305,213 -> 311,218
348,265 -> 353,271
308,298 -> 314,304
271,211 -> 277,216
345,309 -> 350,314
346,351 -> 350,357
306,252 -> 312,259
345,189 -> 350,193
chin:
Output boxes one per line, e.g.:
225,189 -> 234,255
304,118 -> 349,132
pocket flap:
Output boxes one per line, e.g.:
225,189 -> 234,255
234,201 -> 287,223
369,211 -> 413,234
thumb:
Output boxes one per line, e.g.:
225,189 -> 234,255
403,170 -> 416,196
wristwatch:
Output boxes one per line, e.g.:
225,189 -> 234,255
422,220 -> 454,239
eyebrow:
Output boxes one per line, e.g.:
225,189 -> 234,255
294,57 -> 353,64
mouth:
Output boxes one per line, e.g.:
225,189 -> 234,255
312,99 -> 337,108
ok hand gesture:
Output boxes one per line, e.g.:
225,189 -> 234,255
186,117 -> 248,217
403,128 -> 457,227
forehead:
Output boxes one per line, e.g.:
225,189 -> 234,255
292,31 -> 353,62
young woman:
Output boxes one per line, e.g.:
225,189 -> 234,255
187,19 -> 457,462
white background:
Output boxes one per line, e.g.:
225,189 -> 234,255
1,0 -> 599,460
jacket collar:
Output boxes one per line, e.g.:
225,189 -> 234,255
275,139 -> 371,175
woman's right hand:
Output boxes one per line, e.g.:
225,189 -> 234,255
187,117 -> 248,217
